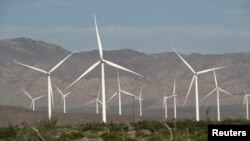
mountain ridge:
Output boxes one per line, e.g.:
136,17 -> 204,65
0,37 -> 249,111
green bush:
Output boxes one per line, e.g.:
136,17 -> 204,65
38,117 -> 58,129
80,122 -> 107,132
0,124 -> 17,139
0,118 -> 249,140
101,131 -> 124,141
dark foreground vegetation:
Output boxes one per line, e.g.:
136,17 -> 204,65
0,118 -> 249,141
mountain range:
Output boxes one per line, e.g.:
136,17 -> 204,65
0,37 -> 249,111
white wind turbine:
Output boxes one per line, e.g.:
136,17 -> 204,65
15,52 -> 74,120
243,90 -> 250,120
163,89 -> 174,119
172,48 -> 223,121
54,85 -> 72,114
22,89 -> 45,111
85,87 -> 102,114
201,69 -> 232,121
135,87 -> 143,117
67,16 -> 142,123
106,69 -> 138,115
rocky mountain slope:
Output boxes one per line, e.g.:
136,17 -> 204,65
0,37 -> 249,110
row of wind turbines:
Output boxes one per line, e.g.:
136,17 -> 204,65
15,16 -> 250,123
16,16 -> 142,123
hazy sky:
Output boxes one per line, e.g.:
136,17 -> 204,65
0,0 -> 250,54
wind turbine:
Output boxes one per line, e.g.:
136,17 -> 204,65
243,90 -> 250,120
163,89 -> 174,119
54,85 -> 72,114
106,69 -> 138,115
85,87 -> 102,114
201,69 -> 232,121
67,16 -> 142,123
22,89 -> 45,111
135,87 -> 143,117
15,52 -> 74,120
172,48 -> 223,121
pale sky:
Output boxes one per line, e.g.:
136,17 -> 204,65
0,0 -> 250,54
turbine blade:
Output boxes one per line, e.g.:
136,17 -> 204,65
34,95 -> 45,100
49,52 -> 74,73
65,92 -> 72,97
67,61 -> 100,88
98,99 -> 102,104
94,15 -> 103,59
85,100 -> 96,105
22,89 -> 33,100
213,69 -> 218,87
103,59 -> 142,77
173,78 -> 176,95
201,88 -> 216,102
106,92 -> 118,103
97,86 -> 101,99
54,84 -> 64,96
117,69 -> 121,90
120,90 -> 137,98
172,48 -> 195,73
197,67 -> 225,74
15,61 -> 47,74
219,88 -> 233,96
166,95 -> 174,99
183,75 -> 195,106
140,87 -> 142,98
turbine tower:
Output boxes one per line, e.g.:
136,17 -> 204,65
85,87 -> 102,114
67,16 -> 142,123
135,87 -> 143,117
243,90 -> 250,120
15,52 -> 74,120
22,89 -> 45,111
172,48 -> 223,121
55,85 -> 72,114
106,69 -> 138,115
201,69 -> 232,121
172,79 -> 178,119
163,89 -> 174,119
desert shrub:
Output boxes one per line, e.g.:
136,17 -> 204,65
13,126 -> 39,141
80,122 -> 107,132
134,120 -> 165,133
189,130 -> 207,141
58,131 -> 84,141
101,131 -> 124,141
125,137 -> 137,141
38,117 -> 58,129
220,118 -> 250,125
0,124 -> 17,139
109,123 -> 127,132
135,129 -> 151,138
